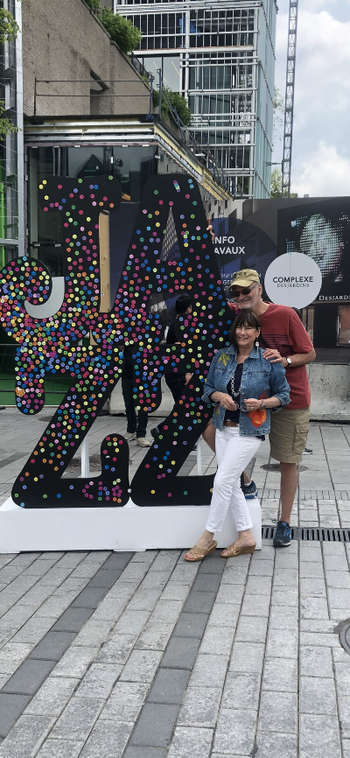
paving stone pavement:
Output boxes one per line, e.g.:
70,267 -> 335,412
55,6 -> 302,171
0,407 -> 350,757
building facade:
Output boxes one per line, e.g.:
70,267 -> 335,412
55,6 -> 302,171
0,0 -> 232,407
115,0 -> 277,198
0,0 -> 24,267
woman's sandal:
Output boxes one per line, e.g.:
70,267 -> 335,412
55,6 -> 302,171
184,540 -> 218,562
221,542 -> 256,558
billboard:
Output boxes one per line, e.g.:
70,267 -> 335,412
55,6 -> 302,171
277,199 -> 350,302
211,196 -> 350,348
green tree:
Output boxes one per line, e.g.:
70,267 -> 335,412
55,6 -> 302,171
166,89 -> 191,127
0,8 -> 19,44
100,8 -> 142,54
270,167 -> 282,198
85,0 -> 100,9
0,10 -> 20,138
273,85 -> 284,149
0,102 -> 18,137
153,87 -> 191,127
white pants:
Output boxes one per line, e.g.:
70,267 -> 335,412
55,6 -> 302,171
206,427 -> 261,534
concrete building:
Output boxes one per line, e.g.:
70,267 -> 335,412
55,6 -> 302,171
21,0 -> 231,274
116,0 -> 277,199
0,0 -> 24,266
22,0 -> 152,119
0,0 -> 232,407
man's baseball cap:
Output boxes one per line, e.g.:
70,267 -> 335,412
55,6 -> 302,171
229,269 -> 260,290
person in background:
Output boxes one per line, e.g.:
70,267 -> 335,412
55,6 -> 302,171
184,310 -> 290,562
229,268 -> 316,547
122,345 -> 150,448
151,294 -> 193,441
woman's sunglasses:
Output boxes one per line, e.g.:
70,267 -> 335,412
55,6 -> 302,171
230,283 -> 258,299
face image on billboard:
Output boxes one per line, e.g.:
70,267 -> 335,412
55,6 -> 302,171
277,199 -> 350,299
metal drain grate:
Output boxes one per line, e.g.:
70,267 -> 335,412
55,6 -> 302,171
262,525 -> 350,542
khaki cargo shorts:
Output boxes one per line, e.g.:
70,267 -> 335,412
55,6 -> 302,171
270,407 -> 310,464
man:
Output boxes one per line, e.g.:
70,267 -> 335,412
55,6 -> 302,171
122,345 -> 150,448
229,268 -> 316,546
151,293 -> 193,440
164,293 -> 193,402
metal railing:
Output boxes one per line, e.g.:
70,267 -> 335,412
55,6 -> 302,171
33,77 -> 153,119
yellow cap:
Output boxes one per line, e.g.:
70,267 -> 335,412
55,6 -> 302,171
229,269 -> 260,289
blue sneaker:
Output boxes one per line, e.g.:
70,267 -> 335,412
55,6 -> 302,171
243,480 -> 257,499
273,520 -> 292,547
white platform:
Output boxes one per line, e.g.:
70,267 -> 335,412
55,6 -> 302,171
0,497 -> 262,553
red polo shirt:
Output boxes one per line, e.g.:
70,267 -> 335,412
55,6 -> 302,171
258,304 -> 314,409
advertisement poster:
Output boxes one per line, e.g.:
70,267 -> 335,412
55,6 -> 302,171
212,196 -> 350,348
277,198 -> 350,303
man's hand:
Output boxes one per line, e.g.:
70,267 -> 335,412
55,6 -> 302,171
206,219 -> 214,243
263,347 -> 316,368
263,348 -> 284,364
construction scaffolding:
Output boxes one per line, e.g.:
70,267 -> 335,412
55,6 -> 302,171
281,0 -> 299,197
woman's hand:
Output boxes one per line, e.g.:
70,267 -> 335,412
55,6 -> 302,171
244,396 -> 281,411
217,392 -> 237,411
244,397 -> 263,412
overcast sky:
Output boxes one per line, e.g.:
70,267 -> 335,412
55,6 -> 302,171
272,0 -> 350,197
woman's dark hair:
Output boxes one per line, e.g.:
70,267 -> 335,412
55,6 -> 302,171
175,293 -> 192,315
228,310 -> 261,346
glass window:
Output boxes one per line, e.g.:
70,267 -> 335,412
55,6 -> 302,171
163,56 -> 181,92
27,144 -> 158,277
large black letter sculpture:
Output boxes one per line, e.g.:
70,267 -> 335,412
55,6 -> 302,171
0,175 -> 232,508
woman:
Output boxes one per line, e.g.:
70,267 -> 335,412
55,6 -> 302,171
184,310 -> 290,561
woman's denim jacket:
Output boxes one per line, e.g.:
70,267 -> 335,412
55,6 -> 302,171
202,345 -> 290,437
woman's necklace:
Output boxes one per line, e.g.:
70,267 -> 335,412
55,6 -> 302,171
230,363 -> 242,398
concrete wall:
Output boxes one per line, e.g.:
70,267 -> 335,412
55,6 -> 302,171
22,0 -> 151,118
308,364 -> 350,422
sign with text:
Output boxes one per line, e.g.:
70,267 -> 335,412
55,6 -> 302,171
264,253 -> 322,308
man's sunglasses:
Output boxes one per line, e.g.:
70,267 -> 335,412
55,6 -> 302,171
230,283 -> 258,299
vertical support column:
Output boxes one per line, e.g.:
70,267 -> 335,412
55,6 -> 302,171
250,5 -> 259,200
15,0 -> 25,257
196,438 -> 202,476
184,11 -> 190,101
81,436 -> 90,479
282,0 -> 299,197
158,68 -> 162,122
99,211 -> 111,313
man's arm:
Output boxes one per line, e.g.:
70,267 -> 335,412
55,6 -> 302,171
263,347 -> 316,368
263,308 -> 316,367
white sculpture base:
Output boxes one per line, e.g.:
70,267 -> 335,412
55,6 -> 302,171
0,497 -> 262,554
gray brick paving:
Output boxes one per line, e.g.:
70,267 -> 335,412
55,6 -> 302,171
0,714 -> 55,758
78,720 -> 133,758
1,413 -> 350,755
129,703 -> 180,748
35,740 -> 85,758
148,669 -> 191,705
123,749 -> 167,758
0,694 -> 31,738
2,659 -> 56,695
48,696 -> 104,741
